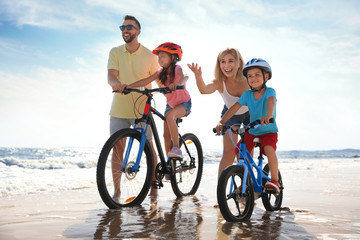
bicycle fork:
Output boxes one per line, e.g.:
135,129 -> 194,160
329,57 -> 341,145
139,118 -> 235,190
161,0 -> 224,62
120,126 -> 148,173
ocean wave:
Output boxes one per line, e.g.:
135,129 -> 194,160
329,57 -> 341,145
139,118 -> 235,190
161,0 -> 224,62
0,147 -> 100,170
1,147 -> 359,171
0,156 -> 97,169
277,149 -> 360,159
1,147 -> 359,197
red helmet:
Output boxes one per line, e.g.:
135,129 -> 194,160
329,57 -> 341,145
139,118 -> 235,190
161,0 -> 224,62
152,42 -> 183,61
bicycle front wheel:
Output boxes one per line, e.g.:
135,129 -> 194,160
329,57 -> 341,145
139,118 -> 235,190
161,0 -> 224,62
96,129 -> 153,208
217,165 -> 255,222
170,133 -> 203,197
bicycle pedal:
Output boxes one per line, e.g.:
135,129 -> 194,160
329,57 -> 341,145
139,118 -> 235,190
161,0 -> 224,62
265,187 -> 279,195
151,181 -> 163,189
180,161 -> 189,167
181,164 -> 190,169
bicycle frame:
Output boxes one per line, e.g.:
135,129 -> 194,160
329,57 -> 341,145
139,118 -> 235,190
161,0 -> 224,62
121,89 -> 192,175
236,139 -> 271,196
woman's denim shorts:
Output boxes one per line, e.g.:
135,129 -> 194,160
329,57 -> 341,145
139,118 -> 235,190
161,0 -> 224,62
221,105 -> 250,126
164,99 -> 192,116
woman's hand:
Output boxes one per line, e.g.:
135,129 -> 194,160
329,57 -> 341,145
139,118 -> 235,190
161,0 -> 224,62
187,63 -> 202,76
215,122 -> 224,135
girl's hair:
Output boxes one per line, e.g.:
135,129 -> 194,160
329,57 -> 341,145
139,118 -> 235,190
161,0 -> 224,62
214,48 -> 245,83
159,54 -> 177,85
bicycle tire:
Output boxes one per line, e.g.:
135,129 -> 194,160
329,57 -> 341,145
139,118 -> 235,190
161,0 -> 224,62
217,165 -> 255,222
170,133 -> 203,197
261,163 -> 283,211
96,128 -> 153,208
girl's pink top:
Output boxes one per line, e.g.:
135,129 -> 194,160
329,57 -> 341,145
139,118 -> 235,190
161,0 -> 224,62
157,65 -> 191,108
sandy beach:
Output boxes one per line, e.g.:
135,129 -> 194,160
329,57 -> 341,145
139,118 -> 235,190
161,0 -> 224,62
1,161 -> 360,240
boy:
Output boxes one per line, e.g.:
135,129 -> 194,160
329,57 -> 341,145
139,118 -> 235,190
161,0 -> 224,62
215,58 -> 280,193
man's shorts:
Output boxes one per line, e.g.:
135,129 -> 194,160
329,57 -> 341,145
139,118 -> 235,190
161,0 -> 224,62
110,116 -> 153,141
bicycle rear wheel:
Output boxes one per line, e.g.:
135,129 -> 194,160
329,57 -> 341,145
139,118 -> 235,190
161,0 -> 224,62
96,129 -> 153,208
170,133 -> 203,197
261,163 -> 283,211
217,165 -> 255,222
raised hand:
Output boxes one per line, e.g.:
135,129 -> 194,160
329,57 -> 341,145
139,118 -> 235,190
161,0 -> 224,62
187,63 -> 202,76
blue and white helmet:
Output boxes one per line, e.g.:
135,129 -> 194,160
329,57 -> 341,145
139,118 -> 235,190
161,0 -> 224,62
243,58 -> 272,80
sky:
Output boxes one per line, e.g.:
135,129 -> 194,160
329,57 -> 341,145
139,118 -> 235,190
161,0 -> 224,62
0,0 -> 359,151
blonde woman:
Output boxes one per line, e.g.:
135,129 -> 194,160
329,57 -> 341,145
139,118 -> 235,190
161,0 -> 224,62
188,48 -> 249,205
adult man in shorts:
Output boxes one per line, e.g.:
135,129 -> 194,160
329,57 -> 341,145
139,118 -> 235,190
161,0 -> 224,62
107,15 -> 159,198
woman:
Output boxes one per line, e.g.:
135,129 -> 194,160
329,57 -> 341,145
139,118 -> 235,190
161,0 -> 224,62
188,48 -> 250,201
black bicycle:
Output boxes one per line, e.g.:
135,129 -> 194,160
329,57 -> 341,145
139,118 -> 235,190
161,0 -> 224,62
97,86 -> 203,208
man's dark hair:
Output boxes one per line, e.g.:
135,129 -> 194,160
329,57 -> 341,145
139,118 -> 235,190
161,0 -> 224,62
124,15 -> 141,30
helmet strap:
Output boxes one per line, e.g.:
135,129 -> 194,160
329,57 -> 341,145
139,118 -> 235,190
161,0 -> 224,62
171,54 -> 178,64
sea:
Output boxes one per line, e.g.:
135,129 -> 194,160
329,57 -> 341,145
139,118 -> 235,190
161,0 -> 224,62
1,147 -> 359,197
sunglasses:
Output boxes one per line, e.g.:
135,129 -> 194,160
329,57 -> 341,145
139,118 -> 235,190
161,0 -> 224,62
119,25 -> 138,31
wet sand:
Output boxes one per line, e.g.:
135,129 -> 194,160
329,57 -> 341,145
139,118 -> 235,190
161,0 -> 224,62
1,162 -> 360,239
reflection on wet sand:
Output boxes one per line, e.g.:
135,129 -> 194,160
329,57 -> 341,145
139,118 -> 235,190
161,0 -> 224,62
93,196 -> 203,239
87,196 -> 316,240
216,207 -> 314,239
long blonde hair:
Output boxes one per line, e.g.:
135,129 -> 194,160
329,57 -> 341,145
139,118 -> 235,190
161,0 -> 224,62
214,48 -> 245,83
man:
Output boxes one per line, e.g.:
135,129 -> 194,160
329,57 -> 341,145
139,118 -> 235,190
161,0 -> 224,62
107,15 -> 159,198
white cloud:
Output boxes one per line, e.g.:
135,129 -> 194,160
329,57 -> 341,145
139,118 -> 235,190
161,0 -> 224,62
0,0 -> 111,30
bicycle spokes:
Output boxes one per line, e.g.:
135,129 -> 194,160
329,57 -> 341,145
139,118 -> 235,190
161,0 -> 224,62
217,165 -> 254,222
96,129 -> 153,208
170,133 -> 203,197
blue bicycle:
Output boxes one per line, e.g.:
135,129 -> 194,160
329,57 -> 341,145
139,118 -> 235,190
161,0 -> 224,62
215,119 -> 284,221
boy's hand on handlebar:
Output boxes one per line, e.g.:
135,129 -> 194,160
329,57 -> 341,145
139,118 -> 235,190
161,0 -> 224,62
260,116 -> 273,126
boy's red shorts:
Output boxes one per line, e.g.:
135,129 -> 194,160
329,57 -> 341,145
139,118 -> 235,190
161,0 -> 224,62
235,132 -> 278,156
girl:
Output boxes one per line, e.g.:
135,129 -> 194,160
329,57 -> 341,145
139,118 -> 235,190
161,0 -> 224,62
188,48 -> 250,184
126,42 -> 191,158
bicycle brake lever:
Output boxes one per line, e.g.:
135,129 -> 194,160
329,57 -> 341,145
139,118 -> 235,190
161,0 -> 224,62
249,118 -> 274,129
163,86 -> 184,94
160,88 -> 171,94
122,88 -> 132,95
212,127 -> 227,135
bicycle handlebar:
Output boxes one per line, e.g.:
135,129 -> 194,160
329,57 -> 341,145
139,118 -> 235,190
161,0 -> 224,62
213,118 -> 275,135
113,85 -> 184,95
